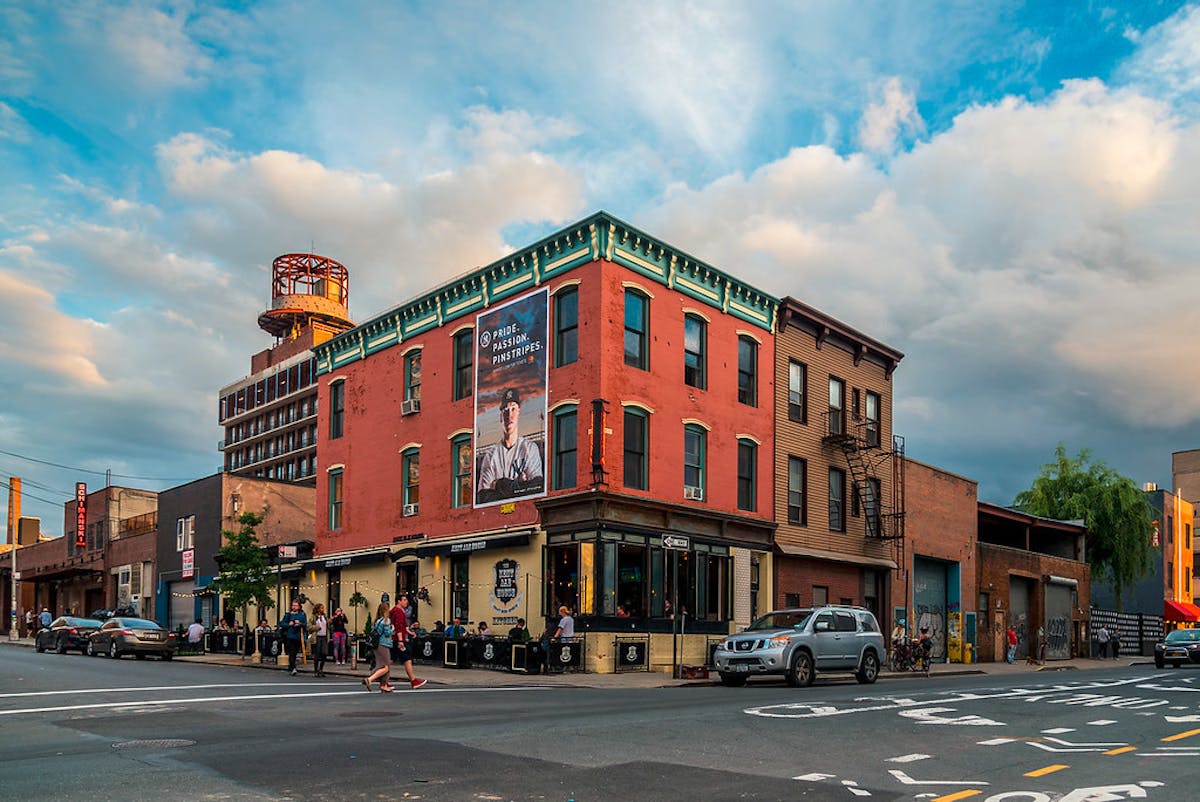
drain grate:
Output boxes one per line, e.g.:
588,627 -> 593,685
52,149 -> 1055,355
337,711 -> 402,718
112,739 -> 196,750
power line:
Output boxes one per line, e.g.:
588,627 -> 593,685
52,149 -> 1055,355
0,469 -> 72,499
0,480 -> 63,508
0,448 -> 196,482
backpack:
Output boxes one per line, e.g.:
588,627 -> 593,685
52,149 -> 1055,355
365,621 -> 382,650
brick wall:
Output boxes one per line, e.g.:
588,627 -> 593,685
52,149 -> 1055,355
775,557 -> 865,608
897,459 -> 977,619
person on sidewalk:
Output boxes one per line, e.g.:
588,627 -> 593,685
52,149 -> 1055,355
553,606 -> 575,640
508,618 -> 532,642
330,607 -> 349,665
24,609 -> 33,637
444,616 -> 467,638
365,602 -> 395,693
1110,629 -> 1121,660
387,596 -> 427,689
187,617 -> 205,647
311,603 -> 328,677
1097,625 -> 1110,659
39,608 -> 52,630
280,599 -> 307,676
1005,625 -> 1017,664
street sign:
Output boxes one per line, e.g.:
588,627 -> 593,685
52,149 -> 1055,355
663,534 -> 690,551
279,545 -> 297,559
12,571 -> 19,580
182,549 -> 194,579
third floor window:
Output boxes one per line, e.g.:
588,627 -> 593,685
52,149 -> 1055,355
554,287 -> 579,367
737,336 -> 757,406
828,376 -> 845,436
684,314 -> 706,389
329,380 -> 345,439
788,361 -> 807,423
404,351 -> 422,402
453,330 -> 474,400
624,289 -> 649,370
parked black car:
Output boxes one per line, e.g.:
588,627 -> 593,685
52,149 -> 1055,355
34,617 -> 104,654
87,617 -> 177,660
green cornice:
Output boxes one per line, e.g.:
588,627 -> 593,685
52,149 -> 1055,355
314,211 -> 780,375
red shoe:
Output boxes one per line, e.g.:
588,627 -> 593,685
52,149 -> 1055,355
410,678 -> 427,689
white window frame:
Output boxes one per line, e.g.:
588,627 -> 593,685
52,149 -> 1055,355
176,515 -> 195,551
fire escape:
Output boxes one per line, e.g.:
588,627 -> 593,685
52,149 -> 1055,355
823,409 -> 906,572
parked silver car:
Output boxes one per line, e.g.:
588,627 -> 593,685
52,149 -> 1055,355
713,606 -> 885,687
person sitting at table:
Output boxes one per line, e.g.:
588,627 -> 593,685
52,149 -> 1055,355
476,621 -> 492,638
508,618 -> 532,642
616,604 -> 630,618
443,617 -> 467,638
432,620 -> 444,635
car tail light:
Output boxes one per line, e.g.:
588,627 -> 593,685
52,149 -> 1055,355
121,629 -> 134,636
67,627 -> 78,634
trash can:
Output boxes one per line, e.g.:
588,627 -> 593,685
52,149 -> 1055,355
964,643 -> 974,664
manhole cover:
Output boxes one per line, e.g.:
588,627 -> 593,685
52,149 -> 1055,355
337,711 -> 402,718
112,739 -> 196,750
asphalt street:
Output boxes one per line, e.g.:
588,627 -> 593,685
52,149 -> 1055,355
1,645 -> 1197,801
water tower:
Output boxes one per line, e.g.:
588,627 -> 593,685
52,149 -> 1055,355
257,253 -> 353,341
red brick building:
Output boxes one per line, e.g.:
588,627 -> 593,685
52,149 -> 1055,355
311,213 -> 779,667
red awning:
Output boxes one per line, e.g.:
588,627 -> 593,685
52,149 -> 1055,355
1164,600 -> 1200,621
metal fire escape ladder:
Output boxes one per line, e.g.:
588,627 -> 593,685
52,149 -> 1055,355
823,414 -> 906,559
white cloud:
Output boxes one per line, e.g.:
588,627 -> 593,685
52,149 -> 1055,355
1118,4 -> 1200,114
859,76 -> 925,154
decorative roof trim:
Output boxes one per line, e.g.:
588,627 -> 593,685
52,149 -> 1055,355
314,212 -> 780,375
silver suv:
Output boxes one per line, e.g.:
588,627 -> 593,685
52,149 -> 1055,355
713,606 -> 884,687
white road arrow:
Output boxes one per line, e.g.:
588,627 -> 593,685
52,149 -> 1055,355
888,770 -> 988,786
898,707 -> 1006,726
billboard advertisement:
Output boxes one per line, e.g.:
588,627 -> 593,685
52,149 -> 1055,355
473,288 -> 549,507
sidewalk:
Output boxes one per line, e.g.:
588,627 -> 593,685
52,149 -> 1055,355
1,635 -> 1144,688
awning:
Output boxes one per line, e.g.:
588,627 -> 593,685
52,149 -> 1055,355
414,532 -> 531,558
773,542 -> 897,570
306,546 -> 391,570
1164,600 -> 1200,622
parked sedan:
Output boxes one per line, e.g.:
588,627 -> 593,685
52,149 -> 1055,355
34,617 -> 104,654
87,617 -> 177,660
1155,628 -> 1200,668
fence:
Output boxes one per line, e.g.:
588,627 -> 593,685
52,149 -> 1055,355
1089,609 -> 1163,657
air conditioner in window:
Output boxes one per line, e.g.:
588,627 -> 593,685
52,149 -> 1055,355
402,503 -> 419,517
401,398 -> 421,416
683,486 -> 704,502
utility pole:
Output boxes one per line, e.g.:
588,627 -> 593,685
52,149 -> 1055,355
7,477 -> 19,641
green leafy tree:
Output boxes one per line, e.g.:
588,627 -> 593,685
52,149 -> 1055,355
1013,444 -> 1153,608
214,512 -> 276,625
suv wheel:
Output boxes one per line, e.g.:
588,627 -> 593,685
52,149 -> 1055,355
856,650 -> 880,684
786,651 -> 815,687
719,672 -> 748,687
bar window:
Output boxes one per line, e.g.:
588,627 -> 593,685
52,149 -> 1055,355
737,336 -> 757,406
787,456 -> 807,525
453,329 -> 473,400
554,287 -> 579,367
328,469 -> 344,531
329,380 -> 345,439
552,406 -> 578,490
451,435 -> 472,508
737,439 -> 756,511
624,289 -> 649,369
623,408 -> 648,490
788,360 -> 807,423
828,467 -> 845,532
684,314 -> 706,389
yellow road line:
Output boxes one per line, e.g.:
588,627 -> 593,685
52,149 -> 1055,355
1025,764 -> 1069,777
1104,746 -> 1136,755
1162,728 -> 1200,742
932,791 -> 983,802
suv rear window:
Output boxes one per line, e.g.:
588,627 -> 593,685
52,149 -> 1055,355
856,612 -> 879,632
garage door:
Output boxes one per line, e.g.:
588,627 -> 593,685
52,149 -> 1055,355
913,557 -> 947,661
170,581 -> 196,630
1044,582 -> 1072,660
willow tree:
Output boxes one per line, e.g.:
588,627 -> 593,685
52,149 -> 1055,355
1013,444 -> 1153,608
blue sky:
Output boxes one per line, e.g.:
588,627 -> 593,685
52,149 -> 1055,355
2,1 -> 1199,538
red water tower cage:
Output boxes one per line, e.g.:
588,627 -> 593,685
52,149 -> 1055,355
257,253 -> 353,341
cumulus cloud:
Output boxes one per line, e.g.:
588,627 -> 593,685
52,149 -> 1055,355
859,76 -> 925,154
1118,4 -> 1200,114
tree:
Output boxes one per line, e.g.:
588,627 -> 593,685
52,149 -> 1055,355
214,512 -> 276,625
1013,444 -> 1153,608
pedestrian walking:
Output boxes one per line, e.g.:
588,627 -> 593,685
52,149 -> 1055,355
311,603 -> 329,677
38,607 -> 52,630
1005,625 -> 1018,664
330,607 -> 348,665
24,609 -> 33,637
387,595 -> 426,689
1110,628 -> 1121,660
280,599 -> 307,676
364,602 -> 395,693
1097,625 -> 1110,659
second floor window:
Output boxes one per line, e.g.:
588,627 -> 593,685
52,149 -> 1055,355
828,467 -> 845,532
451,435 -> 472,508
624,289 -> 649,369
404,351 -> 422,401
402,449 -> 420,507
737,439 -> 756,511
175,515 -> 195,551
453,330 -> 473,400
684,424 -> 706,495
788,457 -> 807,525
828,376 -> 845,436
866,391 -> 880,447
554,287 -> 579,367
788,361 -> 807,423
623,408 -> 648,490
737,336 -> 757,406
684,314 -> 706,389
329,380 -> 345,439
552,407 -> 578,489
328,469 -> 344,531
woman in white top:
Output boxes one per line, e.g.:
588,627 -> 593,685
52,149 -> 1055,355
311,603 -> 329,677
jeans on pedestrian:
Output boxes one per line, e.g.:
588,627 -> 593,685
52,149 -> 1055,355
332,632 -> 347,662
285,637 -> 300,671
314,635 -> 328,672
1006,644 -> 1016,663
